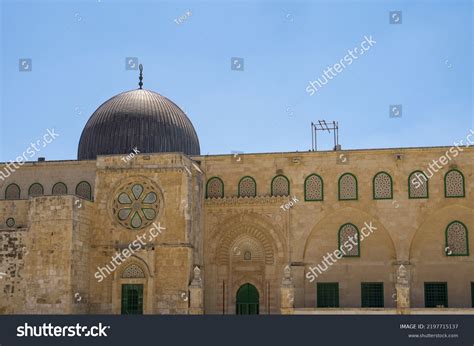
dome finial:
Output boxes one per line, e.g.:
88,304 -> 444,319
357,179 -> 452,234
138,64 -> 143,89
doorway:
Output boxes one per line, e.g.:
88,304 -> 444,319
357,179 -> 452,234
236,283 -> 259,314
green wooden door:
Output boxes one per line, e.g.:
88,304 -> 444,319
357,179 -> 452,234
121,284 -> 143,314
236,283 -> 259,315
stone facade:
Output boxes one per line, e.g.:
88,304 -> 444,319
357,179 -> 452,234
0,146 -> 473,314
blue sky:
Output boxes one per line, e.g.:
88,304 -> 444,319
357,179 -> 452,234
0,0 -> 472,161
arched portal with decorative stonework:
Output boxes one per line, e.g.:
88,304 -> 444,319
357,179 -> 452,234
112,256 -> 154,315
206,211 -> 287,315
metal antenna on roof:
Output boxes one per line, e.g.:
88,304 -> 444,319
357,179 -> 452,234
138,64 -> 143,89
311,120 -> 340,151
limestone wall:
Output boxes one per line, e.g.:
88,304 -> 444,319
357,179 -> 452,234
201,147 -> 474,312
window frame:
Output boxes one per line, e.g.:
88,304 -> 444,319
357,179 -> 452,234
408,170 -> 429,199
338,223 -> 360,257
270,174 -> 290,197
338,173 -> 358,201
205,176 -> 225,199
445,220 -> 469,256
304,173 -> 324,201
317,282 -> 339,308
238,176 -> 257,198
372,171 -> 393,200
361,282 -> 384,308
424,282 -> 448,308
28,183 -> 44,197
5,183 -> 21,200
75,181 -> 92,200
52,182 -> 68,195
444,169 -> 465,198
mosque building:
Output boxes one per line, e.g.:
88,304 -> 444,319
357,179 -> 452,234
0,66 -> 472,314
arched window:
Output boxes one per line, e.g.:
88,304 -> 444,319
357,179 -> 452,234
338,223 -> 360,257
373,172 -> 393,199
444,169 -> 465,198
76,181 -> 92,200
206,177 -> 224,198
305,174 -> 323,201
408,171 -> 428,198
445,221 -> 469,256
338,173 -> 358,200
5,183 -> 20,200
52,182 -> 68,195
121,264 -> 146,278
28,183 -> 44,197
271,175 -> 289,196
238,176 -> 256,198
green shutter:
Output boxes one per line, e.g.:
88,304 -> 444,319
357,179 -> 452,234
361,283 -> 384,307
121,284 -> 144,314
424,282 -> 448,308
317,283 -> 339,307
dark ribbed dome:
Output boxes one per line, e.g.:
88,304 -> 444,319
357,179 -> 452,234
78,89 -> 200,160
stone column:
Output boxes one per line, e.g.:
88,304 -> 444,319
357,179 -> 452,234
395,263 -> 410,313
280,265 -> 295,315
188,266 -> 204,314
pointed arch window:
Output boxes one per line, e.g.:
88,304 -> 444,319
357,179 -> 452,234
5,183 -> 20,200
338,223 -> 360,257
28,183 -> 44,197
238,176 -> 257,198
445,221 -> 469,256
408,171 -> 428,198
206,177 -> 224,198
338,173 -> 358,200
52,182 -> 68,195
271,175 -> 289,196
444,169 -> 465,198
373,172 -> 393,199
305,174 -> 323,201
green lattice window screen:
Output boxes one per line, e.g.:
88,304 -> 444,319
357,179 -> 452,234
361,283 -> 384,307
317,283 -> 339,307
121,284 -> 143,314
424,282 -> 448,308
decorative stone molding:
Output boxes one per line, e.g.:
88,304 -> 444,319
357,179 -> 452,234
280,264 -> 295,314
189,265 -> 204,314
190,266 -> 202,287
205,195 -> 291,206
394,263 -> 411,309
216,225 -> 275,265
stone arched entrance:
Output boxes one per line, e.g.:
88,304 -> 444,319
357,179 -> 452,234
205,211 -> 287,314
236,283 -> 259,314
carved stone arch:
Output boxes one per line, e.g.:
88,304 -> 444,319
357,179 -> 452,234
233,278 -> 262,300
218,225 -> 275,265
231,234 -> 266,262
116,255 -> 152,279
302,206 -> 397,262
409,204 -> 473,261
212,212 -> 286,265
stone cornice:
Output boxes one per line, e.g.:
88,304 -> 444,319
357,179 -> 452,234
205,195 -> 291,206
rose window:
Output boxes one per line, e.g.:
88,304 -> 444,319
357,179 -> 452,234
112,182 -> 160,229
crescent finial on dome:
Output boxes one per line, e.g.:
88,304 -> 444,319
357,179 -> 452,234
138,64 -> 143,89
